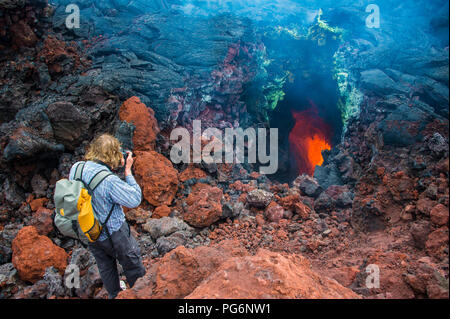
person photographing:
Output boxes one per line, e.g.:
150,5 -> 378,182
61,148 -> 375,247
67,134 -> 145,299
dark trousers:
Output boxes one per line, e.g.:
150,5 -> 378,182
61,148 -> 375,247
88,221 -> 146,299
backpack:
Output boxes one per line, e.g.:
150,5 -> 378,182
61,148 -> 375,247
53,162 -> 113,245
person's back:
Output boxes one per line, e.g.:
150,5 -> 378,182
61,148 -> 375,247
69,134 -> 145,299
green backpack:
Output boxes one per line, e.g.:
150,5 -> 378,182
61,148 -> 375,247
53,162 -> 113,245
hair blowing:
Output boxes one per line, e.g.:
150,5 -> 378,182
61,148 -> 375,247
85,134 -> 122,169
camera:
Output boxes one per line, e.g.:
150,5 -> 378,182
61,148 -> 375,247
120,148 -> 130,167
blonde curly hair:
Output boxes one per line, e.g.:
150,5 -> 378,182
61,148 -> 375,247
85,134 -> 123,169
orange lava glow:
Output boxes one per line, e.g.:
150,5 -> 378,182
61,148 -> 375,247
289,107 -> 332,176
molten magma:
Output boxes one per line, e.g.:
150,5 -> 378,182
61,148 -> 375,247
289,108 -> 331,176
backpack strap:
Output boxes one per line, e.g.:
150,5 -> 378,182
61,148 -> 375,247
74,162 -> 85,181
88,170 -> 113,192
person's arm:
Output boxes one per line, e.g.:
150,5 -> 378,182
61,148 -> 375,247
108,151 -> 142,208
107,174 -> 142,208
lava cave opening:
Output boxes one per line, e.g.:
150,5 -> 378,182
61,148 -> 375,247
269,71 -> 343,183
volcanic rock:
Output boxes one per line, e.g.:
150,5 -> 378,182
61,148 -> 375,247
126,208 -> 151,224
143,217 -> 192,240
187,249 -> 360,299
153,205 -> 172,219
119,96 -> 159,152
134,150 -> 179,207
246,189 -> 274,208
29,207 -> 54,236
430,204 -> 449,226
425,227 -> 449,260
117,240 -> 248,299
183,185 -> 223,228
293,174 -> 323,197
265,202 -> 285,223
12,226 -> 68,283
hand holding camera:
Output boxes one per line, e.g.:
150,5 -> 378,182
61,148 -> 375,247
121,149 -> 134,176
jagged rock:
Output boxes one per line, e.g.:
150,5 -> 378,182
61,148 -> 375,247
117,240 -> 247,299
143,217 -> 193,240
427,133 -> 448,158
265,202 -> 285,223
11,226 -> 68,283
246,189 -> 274,208
28,207 -> 54,236
152,205 -> 171,219
183,185 -> 223,228
293,175 -> 322,197
360,69 -> 408,96
30,174 -> 48,198
0,263 -> 18,298
430,204 -> 449,226
156,230 -> 191,256
378,104 -> 432,147
14,266 -> 67,299
134,150 -> 179,207
45,101 -> 91,150
187,249 -> 360,299
1,178 -> 25,208
118,96 -> 159,152
126,208 -> 151,224
222,201 -> 244,219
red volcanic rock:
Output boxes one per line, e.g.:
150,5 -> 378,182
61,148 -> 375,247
10,20 -> 38,49
29,198 -> 48,212
279,194 -> 312,219
426,227 -> 449,260
416,198 -> 436,216
29,208 -> 54,236
38,36 -> 84,74
187,249 -> 360,299
126,207 -> 151,224
265,202 -> 284,223
119,97 -> 159,152
183,185 -> 223,227
153,205 -> 171,219
12,226 -> 68,283
117,240 -> 246,299
134,151 -> 179,207
430,204 -> 449,226
178,165 -> 207,182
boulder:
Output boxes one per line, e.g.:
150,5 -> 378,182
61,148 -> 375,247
119,96 -> 159,152
183,185 -> 223,228
430,204 -> 449,226
152,205 -> 172,219
187,249 -> 360,299
117,240 -> 247,299
246,189 -> 274,208
264,202 -> 284,223
12,226 -> 68,283
126,208 -> 151,224
143,217 -> 192,240
134,151 -> 179,207
293,174 -> 322,197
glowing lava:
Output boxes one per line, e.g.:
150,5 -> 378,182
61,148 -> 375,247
289,107 -> 331,176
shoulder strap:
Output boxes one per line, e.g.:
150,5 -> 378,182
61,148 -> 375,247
74,162 -> 85,181
88,170 -> 113,192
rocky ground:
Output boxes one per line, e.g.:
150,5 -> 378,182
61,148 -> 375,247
0,0 -> 448,299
